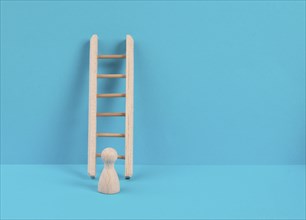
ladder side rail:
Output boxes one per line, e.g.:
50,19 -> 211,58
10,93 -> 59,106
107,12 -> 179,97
125,35 -> 134,178
88,35 -> 98,177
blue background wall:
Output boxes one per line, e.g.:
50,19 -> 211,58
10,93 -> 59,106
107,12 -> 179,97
1,1 -> 305,164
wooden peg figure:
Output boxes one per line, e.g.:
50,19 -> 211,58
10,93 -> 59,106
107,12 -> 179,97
98,148 -> 120,194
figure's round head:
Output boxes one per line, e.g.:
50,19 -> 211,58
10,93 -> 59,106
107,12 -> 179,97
101,147 -> 118,163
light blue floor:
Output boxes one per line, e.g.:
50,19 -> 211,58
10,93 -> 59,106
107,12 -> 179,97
1,165 -> 305,219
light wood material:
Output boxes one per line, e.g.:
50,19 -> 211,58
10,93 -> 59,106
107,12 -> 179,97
96,153 -> 125,159
97,112 -> 126,117
125,35 -> 134,178
98,148 -> 120,194
97,74 -> 126,78
97,54 -> 126,59
97,93 -> 126,98
88,34 -> 98,178
87,35 -> 134,180
97,133 -> 125,137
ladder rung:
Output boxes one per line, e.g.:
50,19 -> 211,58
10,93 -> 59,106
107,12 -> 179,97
97,112 -> 126,117
97,74 -> 126,78
96,153 -> 125,159
97,93 -> 126,98
97,54 -> 126,59
97,133 -> 125,137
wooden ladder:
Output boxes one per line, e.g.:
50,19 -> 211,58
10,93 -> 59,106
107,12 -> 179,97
88,34 -> 134,179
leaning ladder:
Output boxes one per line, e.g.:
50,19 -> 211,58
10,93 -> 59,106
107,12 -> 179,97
88,34 -> 134,179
